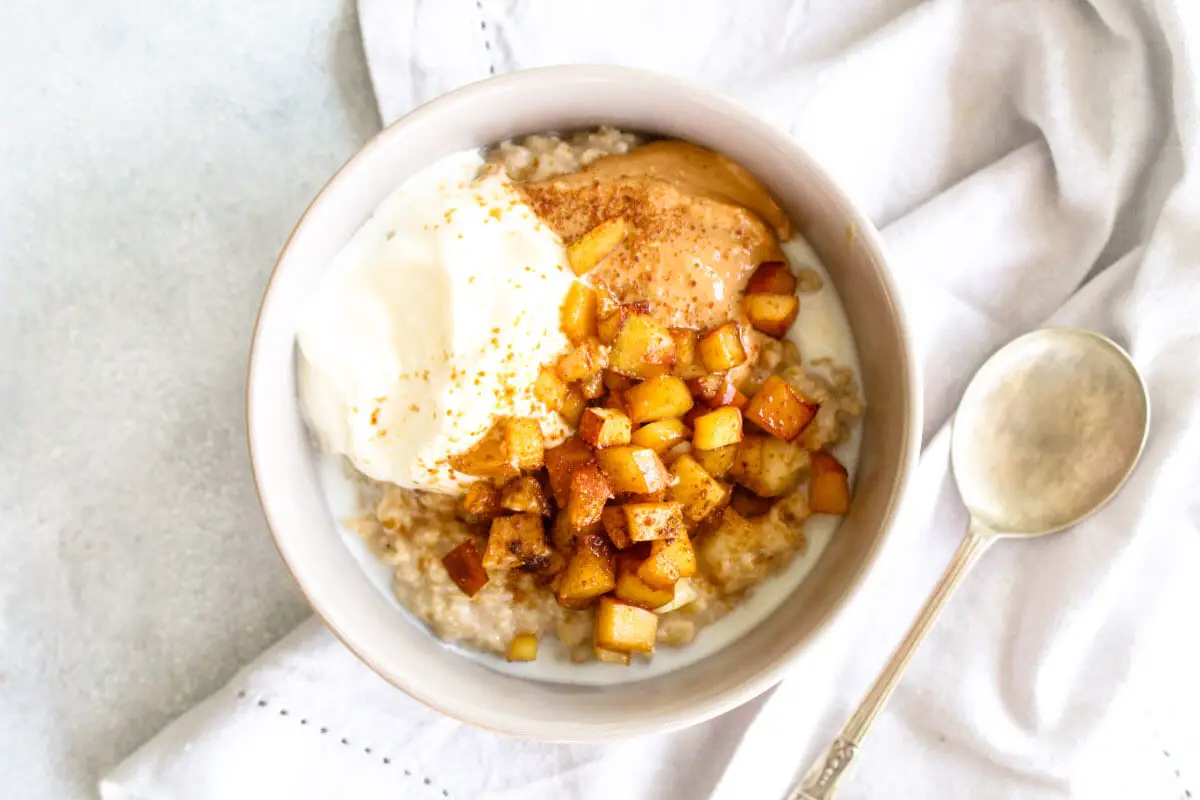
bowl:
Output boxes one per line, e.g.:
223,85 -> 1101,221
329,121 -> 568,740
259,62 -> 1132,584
247,65 -> 921,740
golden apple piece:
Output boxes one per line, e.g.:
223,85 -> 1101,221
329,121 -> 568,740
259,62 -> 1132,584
533,366 -> 570,412
552,509 -> 601,553
745,260 -> 798,295
691,406 -> 744,450
556,533 -> 617,609
441,540 -> 489,597
578,407 -> 633,449
555,338 -> 609,383
729,434 -> 810,497
567,462 -> 613,529
637,534 -> 698,590
462,480 -> 501,517
503,417 -> 544,470
623,375 -> 694,424
560,387 -> 587,427
579,372 -> 605,399
669,328 -> 704,378
614,554 -> 675,608
745,293 -> 800,338
744,375 -> 817,442
500,475 -> 550,516
448,423 -> 519,479
697,321 -> 747,372
691,442 -> 738,479
809,450 -> 851,514
544,437 -> 594,507
595,446 -> 672,495
623,501 -> 687,543
601,505 -> 633,550
482,513 -> 551,570
667,453 -> 731,523
594,597 -> 658,653
506,633 -> 538,662
560,281 -> 598,344
630,418 -> 691,454
597,300 -> 648,345
609,313 -> 676,379
566,217 -> 628,276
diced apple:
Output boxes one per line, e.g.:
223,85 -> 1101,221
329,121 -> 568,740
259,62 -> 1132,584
544,438 -> 594,506
691,443 -> 738,479
615,554 -> 675,608
744,376 -> 817,442
441,540 -> 489,597
669,328 -> 705,378
667,454 -> 731,523
630,418 -> 691,454
566,218 -> 628,276
594,597 -> 658,653
809,450 -> 851,514
597,301 -> 651,345
609,313 -> 676,379
504,417 -> 544,470
691,406 -> 744,450
555,338 -> 609,383
533,366 -> 570,412
560,387 -> 587,427
462,480 -> 501,517
744,293 -> 800,338
560,281 -> 598,344
448,424 -> 519,479
552,509 -> 601,552
579,372 -> 605,399
482,513 -> 550,570
601,505 -> 633,549
596,446 -> 672,494
507,633 -> 538,662
697,322 -> 747,372
556,533 -> 616,608
603,370 -> 635,391
578,407 -> 632,449
567,463 -> 613,529
637,534 -> 698,589
623,502 -> 686,543
500,475 -> 550,516
624,375 -> 694,423
746,260 -> 798,295
729,434 -> 810,497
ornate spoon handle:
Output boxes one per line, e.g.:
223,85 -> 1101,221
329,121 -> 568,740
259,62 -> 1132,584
786,524 -> 994,800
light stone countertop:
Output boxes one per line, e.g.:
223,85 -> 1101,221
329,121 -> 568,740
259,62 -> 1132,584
0,1 -> 380,796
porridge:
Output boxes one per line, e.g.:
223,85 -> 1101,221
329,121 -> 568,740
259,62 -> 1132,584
300,127 -> 863,666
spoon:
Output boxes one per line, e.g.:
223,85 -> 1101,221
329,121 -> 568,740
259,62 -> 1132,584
788,327 -> 1150,800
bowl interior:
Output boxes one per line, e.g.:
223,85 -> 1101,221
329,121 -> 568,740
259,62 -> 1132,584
248,67 -> 919,740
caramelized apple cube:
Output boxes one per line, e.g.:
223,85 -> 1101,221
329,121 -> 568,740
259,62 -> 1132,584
603,369 -> 636,391
596,446 -> 672,494
566,218 -> 628,276
482,513 -> 550,570
630,418 -> 691,454
623,502 -> 687,543
669,328 -> 704,378
809,450 -> 851,514
730,434 -> 810,497
534,366 -> 570,412
697,322 -> 747,372
691,443 -> 738,478
601,505 -> 633,549
667,454 -> 731,523
580,372 -> 605,399
686,374 -> 744,408
744,376 -> 817,442
567,463 -> 613,529
623,375 -> 694,424
615,554 -> 675,608
578,407 -> 632,449
441,540 -> 489,597
557,533 -> 616,608
637,534 -> 697,589
500,475 -> 550,516
746,260 -> 798,295
449,425 -> 519,479
560,281 -> 598,344
504,417 -> 544,470
552,509 -> 601,552
544,438 -> 594,506
560,386 -> 587,427
610,313 -> 676,379
555,338 -> 609,383
595,597 -> 658,653
462,480 -> 501,517
691,406 -> 744,450
507,633 -> 538,662
745,293 -> 800,338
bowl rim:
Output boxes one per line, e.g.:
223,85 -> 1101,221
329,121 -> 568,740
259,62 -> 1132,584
246,64 -> 923,740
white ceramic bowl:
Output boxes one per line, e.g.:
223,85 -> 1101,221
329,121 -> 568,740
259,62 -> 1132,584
248,66 -> 921,741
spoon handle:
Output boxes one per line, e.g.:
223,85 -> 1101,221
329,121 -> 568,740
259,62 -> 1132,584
786,523 -> 995,800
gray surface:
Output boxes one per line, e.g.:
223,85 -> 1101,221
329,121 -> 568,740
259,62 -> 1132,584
0,1 -> 379,796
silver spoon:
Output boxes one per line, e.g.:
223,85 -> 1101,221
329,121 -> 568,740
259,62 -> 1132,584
788,327 -> 1150,800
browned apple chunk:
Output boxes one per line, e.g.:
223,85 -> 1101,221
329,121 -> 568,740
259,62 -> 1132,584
462,480 -> 501,517
630,418 -> 691,453
594,597 -> 658,653
686,374 -> 744,408
614,554 -> 675,608
667,454 -> 731,523
746,260 -> 798,295
600,505 -> 633,549
622,502 -> 686,543
533,366 -> 570,412
624,375 -> 694,423
560,281 -> 598,344
555,338 -> 609,383
669,328 -> 704,378
507,633 -> 538,662
552,508 -> 601,552
500,475 -> 550,516
579,372 -> 605,399
544,438 -> 594,507
557,533 -> 616,608
448,424 -> 519,479
596,446 -> 671,494
729,434 -> 810,497
637,534 -> 698,589
482,513 -> 550,570
744,293 -> 800,338
697,322 -> 747,372
809,450 -> 851,514
691,443 -> 738,479
691,406 -> 744,450
566,218 -> 628,276
578,407 -> 633,448
567,462 -> 613,529
441,540 -> 489,597
609,313 -> 676,379
743,376 -> 816,442
504,417 -> 544,470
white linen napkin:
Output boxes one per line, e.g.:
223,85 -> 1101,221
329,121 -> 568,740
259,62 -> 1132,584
102,1 -> 1200,797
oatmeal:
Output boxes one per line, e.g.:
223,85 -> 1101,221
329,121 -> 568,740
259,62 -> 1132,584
326,128 -> 863,668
